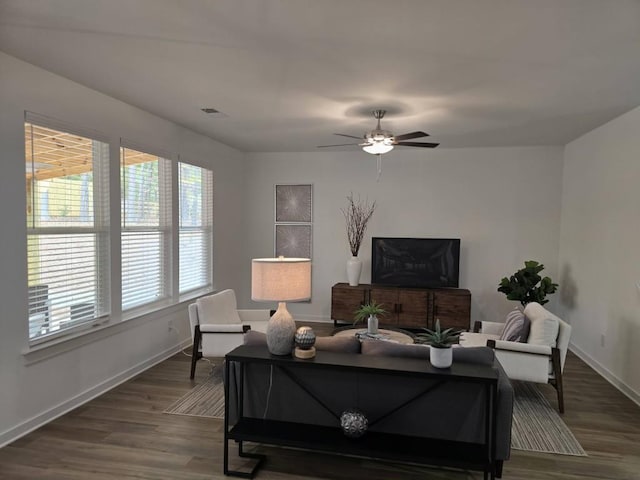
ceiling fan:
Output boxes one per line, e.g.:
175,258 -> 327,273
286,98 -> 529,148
317,109 -> 439,155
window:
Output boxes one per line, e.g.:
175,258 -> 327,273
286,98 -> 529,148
120,147 -> 171,311
25,119 -> 110,342
24,114 -> 216,346
179,162 -> 213,294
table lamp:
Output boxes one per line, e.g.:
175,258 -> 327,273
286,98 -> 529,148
251,257 -> 312,355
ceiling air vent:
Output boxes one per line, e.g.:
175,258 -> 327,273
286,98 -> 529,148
201,107 -> 228,118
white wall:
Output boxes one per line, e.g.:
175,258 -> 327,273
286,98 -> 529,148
558,105 -> 640,403
0,52 -> 246,445
8,50 -> 566,444
241,147 -> 564,324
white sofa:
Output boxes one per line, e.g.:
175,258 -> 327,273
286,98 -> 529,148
460,302 -> 572,412
188,289 -> 270,378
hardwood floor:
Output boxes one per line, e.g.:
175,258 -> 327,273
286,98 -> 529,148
1,322 -> 640,480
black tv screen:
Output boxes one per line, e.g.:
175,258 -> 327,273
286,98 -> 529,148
371,238 -> 460,288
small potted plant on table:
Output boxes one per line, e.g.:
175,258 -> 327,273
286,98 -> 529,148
354,302 -> 386,335
416,320 -> 461,368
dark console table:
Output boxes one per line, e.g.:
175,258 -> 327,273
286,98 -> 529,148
224,345 -> 499,479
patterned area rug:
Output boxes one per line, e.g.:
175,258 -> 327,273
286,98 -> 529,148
511,381 -> 586,456
164,367 -> 226,418
165,370 -> 586,456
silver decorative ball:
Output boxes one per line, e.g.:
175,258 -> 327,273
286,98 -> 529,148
295,326 -> 316,350
340,409 -> 368,438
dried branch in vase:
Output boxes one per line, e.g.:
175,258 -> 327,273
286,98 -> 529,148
341,193 -> 376,257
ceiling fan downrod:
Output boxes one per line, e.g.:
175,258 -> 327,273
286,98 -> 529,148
373,109 -> 386,130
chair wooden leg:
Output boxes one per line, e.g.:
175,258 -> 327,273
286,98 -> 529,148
495,460 -> 504,478
190,326 -> 202,379
551,347 -> 565,413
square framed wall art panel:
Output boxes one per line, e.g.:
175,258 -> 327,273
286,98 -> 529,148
275,184 -> 312,223
275,224 -> 312,259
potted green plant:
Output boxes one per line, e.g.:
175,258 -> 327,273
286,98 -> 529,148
354,302 -> 386,335
498,260 -> 558,307
416,319 -> 461,368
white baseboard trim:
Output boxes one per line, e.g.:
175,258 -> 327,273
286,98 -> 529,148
0,337 -> 192,448
569,341 -> 640,408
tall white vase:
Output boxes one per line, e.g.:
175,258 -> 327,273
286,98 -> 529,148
346,256 -> 363,286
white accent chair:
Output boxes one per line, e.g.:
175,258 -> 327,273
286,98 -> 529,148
460,302 -> 572,413
188,289 -> 270,378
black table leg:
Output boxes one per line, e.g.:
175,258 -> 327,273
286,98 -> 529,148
224,361 -> 267,478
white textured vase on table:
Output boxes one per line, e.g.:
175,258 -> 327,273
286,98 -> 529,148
346,256 -> 362,286
266,302 -> 297,355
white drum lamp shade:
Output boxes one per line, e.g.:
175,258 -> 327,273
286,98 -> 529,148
252,257 -> 311,355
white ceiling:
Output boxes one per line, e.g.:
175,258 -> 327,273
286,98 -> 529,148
2,0 -> 640,152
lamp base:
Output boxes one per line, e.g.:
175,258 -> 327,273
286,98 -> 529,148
266,302 -> 296,355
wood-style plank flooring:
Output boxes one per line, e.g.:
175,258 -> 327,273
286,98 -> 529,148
1,322 -> 640,479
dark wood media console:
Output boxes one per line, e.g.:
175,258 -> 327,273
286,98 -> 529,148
331,282 -> 471,331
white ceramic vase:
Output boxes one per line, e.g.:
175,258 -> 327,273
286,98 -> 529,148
367,314 -> 379,335
430,346 -> 453,368
346,256 -> 362,286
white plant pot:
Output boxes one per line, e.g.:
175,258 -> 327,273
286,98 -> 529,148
430,346 -> 453,368
367,314 -> 379,335
346,256 -> 363,286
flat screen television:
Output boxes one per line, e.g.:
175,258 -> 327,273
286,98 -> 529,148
371,237 -> 460,288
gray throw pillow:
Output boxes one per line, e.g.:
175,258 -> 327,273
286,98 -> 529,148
499,309 -> 527,342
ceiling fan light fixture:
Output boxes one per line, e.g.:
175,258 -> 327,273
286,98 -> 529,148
317,109 -> 437,155
362,143 -> 394,155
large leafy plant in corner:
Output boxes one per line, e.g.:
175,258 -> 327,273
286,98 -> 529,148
498,260 -> 558,306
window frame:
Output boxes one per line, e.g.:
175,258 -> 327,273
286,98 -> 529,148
119,142 -> 173,314
23,114 -> 216,350
25,112 -> 111,346
178,159 -> 214,297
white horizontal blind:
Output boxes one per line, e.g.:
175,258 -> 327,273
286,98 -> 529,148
25,120 -> 110,342
121,147 -> 171,310
179,163 -> 213,293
